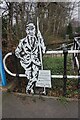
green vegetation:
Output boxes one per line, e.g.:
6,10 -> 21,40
43,56 -> 74,75
44,56 -> 63,75
58,96 -> 69,105
43,56 -> 78,98
76,26 -> 80,34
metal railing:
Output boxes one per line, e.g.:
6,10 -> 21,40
3,51 -> 80,96
73,37 -> 80,69
73,37 -> 80,90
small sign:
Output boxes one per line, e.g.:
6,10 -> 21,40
36,70 -> 51,88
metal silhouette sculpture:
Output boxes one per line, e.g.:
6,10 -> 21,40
15,20 -> 46,94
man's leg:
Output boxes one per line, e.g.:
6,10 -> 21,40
30,64 -> 39,93
26,64 -> 39,94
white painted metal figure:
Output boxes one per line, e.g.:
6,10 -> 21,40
15,22 -> 46,94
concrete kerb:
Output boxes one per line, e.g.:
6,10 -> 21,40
1,81 -> 79,102
12,91 -> 79,102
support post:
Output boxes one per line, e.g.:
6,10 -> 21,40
13,53 -> 22,93
63,44 -> 68,96
0,49 -> 7,86
73,40 -> 76,67
78,54 -> 80,99
78,68 -> 80,87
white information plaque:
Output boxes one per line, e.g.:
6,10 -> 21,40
36,70 -> 51,88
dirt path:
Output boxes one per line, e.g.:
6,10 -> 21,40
2,92 -> 78,118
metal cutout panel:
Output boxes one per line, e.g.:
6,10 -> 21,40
36,70 -> 51,88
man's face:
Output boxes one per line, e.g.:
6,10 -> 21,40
26,24 -> 36,36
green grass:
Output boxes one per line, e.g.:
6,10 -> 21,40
43,56 -> 78,98
43,56 -> 75,75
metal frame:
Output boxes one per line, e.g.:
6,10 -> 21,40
3,37 -> 80,95
3,50 -> 80,78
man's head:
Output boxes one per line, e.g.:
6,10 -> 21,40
26,23 -> 36,36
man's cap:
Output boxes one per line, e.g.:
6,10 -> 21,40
26,23 -> 35,28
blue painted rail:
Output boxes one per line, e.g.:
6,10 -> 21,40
0,49 -> 7,86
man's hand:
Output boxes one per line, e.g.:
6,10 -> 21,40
43,46 -> 46,54
37,31 -> 42,38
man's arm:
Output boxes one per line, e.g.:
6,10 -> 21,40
15,40 -> 23,60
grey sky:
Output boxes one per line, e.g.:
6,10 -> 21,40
0,0 -> 80,21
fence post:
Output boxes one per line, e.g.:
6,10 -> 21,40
73,40 -> 76,67
78,52 -> 80,99
78,68 -> 80,86
63,44 -> 68,96
13,52 -> 22,93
